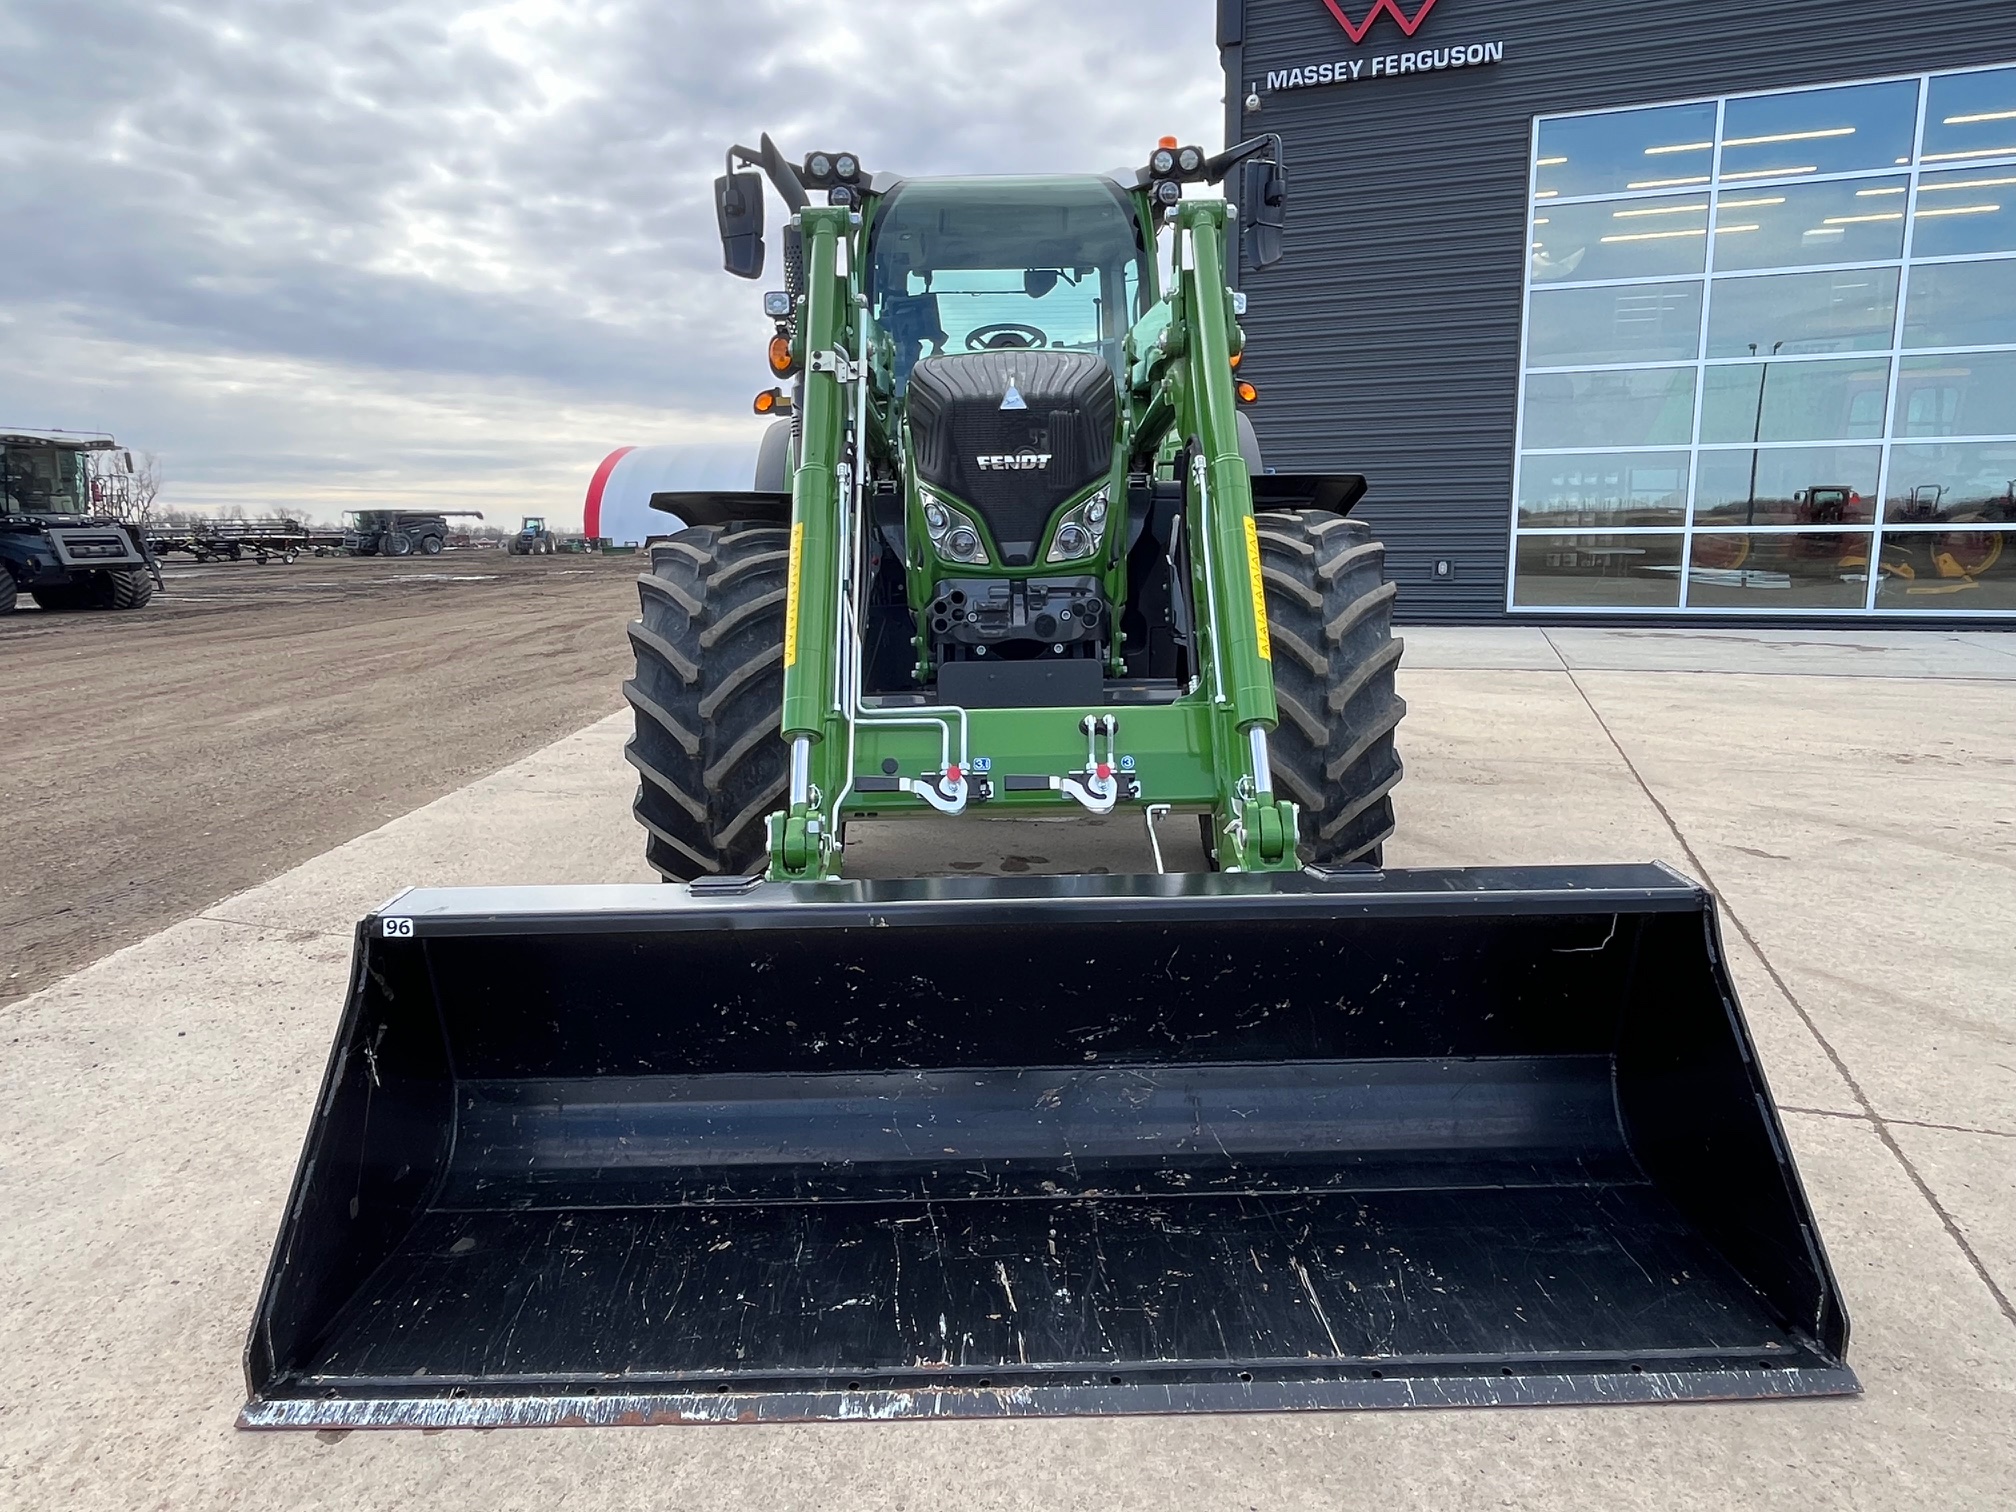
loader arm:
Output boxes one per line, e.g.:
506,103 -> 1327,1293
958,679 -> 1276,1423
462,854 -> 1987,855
1160,200 -> 1295,868
766,198 -> 1300,880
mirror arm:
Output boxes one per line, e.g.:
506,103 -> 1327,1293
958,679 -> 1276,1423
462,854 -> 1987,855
1204,133 -> 1283,186
730,136 -> 810,213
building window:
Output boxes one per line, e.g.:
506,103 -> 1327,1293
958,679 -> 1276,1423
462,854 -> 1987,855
1512,64 -> 2016,616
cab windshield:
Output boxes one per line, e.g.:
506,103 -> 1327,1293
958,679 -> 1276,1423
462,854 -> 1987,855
0,442 -> 88,516
869,177 -> 1148,390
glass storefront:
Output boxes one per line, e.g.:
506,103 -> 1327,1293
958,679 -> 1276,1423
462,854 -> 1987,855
1514,64 -> 2016,615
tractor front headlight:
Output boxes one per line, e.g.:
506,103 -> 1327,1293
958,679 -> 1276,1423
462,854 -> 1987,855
921,491 -> 989,565
1046,489 -> 1112,564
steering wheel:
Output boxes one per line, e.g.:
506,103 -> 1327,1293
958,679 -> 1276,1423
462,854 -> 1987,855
965,322 -> 1050,352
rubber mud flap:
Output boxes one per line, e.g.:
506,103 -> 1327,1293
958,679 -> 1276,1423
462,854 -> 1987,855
241,866 -> 1857,1430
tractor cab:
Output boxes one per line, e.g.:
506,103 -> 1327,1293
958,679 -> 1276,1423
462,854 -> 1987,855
520,516 -> 547,534
2,433 -> 102,518
868,177 -> 1150,391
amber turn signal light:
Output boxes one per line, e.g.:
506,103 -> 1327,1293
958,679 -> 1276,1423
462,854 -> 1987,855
768,333 -> 798,376
1229,351 -> 1243,369
753,388 -> 792,415
1235,380 -> 1259,404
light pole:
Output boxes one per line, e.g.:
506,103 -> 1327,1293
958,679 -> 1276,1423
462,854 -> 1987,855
1745,340 -> 1785,527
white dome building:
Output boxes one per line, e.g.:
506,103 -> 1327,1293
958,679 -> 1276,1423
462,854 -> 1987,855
583,437 -> 776,544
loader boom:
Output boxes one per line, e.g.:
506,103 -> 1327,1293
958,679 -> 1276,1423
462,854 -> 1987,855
769,188 -> 1299,880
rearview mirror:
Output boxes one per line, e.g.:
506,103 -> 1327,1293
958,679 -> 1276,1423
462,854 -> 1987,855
715,171 -> 766,280
1242,158 -> 1288,270
1023,269 -> 1060,300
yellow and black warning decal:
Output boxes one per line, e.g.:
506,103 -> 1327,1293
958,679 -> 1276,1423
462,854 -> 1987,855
1243,514 -> 1271,661
784,520 -> 804,669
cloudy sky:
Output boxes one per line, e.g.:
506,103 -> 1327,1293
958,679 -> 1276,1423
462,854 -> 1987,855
0,1 -> 1224,526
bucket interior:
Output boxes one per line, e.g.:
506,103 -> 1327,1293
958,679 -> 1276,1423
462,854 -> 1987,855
245,875 -> 1853,1422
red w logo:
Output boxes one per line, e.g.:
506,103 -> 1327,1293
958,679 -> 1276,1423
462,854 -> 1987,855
1321,0 -> 1441,43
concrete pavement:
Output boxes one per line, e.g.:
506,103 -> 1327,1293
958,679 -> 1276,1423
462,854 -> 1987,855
2,626 -> 2011,1510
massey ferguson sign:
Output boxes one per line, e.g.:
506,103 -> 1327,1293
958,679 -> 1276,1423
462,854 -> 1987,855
1259,0 -> 1506,97
1321,0 -> 1441,41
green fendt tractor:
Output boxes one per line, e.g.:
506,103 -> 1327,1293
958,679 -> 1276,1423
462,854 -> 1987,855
239,135 -> 1853,1432
627,137 -> 1397,883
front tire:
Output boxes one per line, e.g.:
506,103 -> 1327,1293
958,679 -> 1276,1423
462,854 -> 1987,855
0,564 -> 16,615
385,534 -> 413,557
104,568 -> 154,609
1257,510 -> 1406,866
419,534 -> 444,555
624,524 -> 790,880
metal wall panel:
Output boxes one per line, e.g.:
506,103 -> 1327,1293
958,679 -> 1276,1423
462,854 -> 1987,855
1228,0 -> 2016,622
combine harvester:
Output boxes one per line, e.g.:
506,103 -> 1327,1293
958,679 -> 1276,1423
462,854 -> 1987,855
242,135 -> 1855,1428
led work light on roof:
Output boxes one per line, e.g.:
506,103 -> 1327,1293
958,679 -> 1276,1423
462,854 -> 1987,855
1151,147 -> 1177,176
799,150 -> 864,190
1154,179 -> 1183,206
762,290 -> 793,318
1178,146 -> 1204,174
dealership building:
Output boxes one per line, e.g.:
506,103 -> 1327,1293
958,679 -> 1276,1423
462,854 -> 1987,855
1221,0 -> 2016,622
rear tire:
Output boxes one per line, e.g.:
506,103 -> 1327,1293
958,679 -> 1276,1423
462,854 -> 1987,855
624,524 -> 791,880
419,534 -> 444,555
1257,510 -> 1406,866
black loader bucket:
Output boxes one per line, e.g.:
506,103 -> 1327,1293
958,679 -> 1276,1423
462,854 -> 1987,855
242,865 -> 1855,1429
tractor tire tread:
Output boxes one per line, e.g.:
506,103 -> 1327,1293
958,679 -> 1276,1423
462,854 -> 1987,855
1259,563 -> 1324,613
624,524 -> 790,880
107,568 -> 153,610
620,679 -> 701,756
637,573 -> 703,619
700,586 -> 788,650
1260,511 -> 1407,867
626,620 -> 700,686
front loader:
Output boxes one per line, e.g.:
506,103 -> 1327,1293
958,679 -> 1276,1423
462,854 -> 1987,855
241,136 -> 1855,1429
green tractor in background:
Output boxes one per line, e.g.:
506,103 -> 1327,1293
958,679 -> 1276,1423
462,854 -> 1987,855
628,134 -> 1402,881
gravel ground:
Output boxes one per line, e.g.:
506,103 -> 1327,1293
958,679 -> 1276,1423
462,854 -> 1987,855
0,550 -> 644,1005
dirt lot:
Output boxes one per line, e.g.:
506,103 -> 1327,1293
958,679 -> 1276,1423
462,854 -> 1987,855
0,551 -> 645,1005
